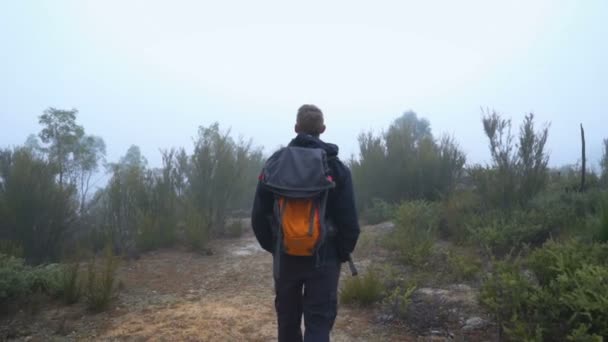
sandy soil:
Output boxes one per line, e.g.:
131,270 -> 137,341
1,232 -> 417,341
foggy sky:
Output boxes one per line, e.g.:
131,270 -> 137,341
1,1 -> 606,172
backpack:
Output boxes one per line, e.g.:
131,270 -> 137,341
260,146 -> 335,258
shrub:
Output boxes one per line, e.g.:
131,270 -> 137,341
595,197 -> 608,243
136,211 -> 160,252
385,201 -> 439,266
445,248 -> 482,282
468,190 -> 606,257
0,253 -> 62,307
528,189 -> 603,240
567,324 -> 603,342
340,269 -> 384,306
184,207 -> 210,251
58,261 -> 81,304
25,264 -> 61,295
439,190 -> 481,241
0,240 -> 23,258
480,257 -> 546,341
362,198 -> 395,225
135,210 -> 177,252
481,240 -> 608,341
0,254 -> 30,301
478,111 -> 550,209
527,239 -> 608,287
84,246 -> 119,312
558,265 -> 608,338
467,210 -> 550,256
383,283 -> 416,319
188,123 -> 263,236
0,148 -> 77,264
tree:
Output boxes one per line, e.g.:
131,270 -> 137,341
517,113 -> 550,200
0,148 -> 76,263
119,145 -> 147,169
74,135 -> 106,214
38,108 -> 84,189
601,138 -> 608,186
437,135 -> 467,195
95,145 -> 149,254
36,108 -> 106,213
479,110 -> 550,208
351,111 -> 466,208
188,123 -> 262,234
384,111 -> 433,200
579,124 -> 586,192
350,131 -> 388,209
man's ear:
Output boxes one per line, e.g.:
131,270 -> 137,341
319,125 -> 326,135
294,124 -> 300,134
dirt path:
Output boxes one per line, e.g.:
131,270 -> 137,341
3,232 -> 416,341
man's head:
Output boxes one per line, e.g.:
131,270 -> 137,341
295,104 -> 326,137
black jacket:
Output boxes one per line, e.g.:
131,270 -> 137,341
251,134 -> 360,262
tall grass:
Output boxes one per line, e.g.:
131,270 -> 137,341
340,269 -> 384,306
84,246 -> 119,312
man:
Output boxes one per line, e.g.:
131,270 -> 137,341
251,104 -> 360,342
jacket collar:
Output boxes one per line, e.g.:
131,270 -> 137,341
288,134 -> 339,158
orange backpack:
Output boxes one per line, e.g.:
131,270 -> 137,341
261,146 -> 335,258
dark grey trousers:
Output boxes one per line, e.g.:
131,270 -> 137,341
274,255 -> 341,342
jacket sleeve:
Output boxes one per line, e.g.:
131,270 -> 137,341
251,182 -> 275,253
330,163 -> 361,262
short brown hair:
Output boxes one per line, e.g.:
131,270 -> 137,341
296,104 -> 324,136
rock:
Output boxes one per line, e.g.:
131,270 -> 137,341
375,222 -> 395,230
417,284 -> 477,306
375,313 -> 394,324
462,316 -> 488,331
403,285 -> 482,335
447,284 -> 473,292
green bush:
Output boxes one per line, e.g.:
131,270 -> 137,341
0,240 -> 24,258
84,246 -> 119,312
467,190 -> 606,257
467,210 -> 550,256
362,198 -> 395,225
26,264 -> 61,295
595,197 -> 608,243
439,190 -> 481,241
385,201 -> 439,266
0,148 -> 77,264
383,284 -> 416,319
527,239 -> 608,287
184,207 -> 210,251
0,254 -> 30,301
340,269 -> 384,306
558,265 -> 608,338
528,190 -> 603,240
136,211 -> 159,252
445,248 -> 482,282
58,261 -> 81,305
481,240 -> 608,341
567,324 -> 603,342
0,253 -> 62,306
136,210 -> 177,252
480,256 -> 548,341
